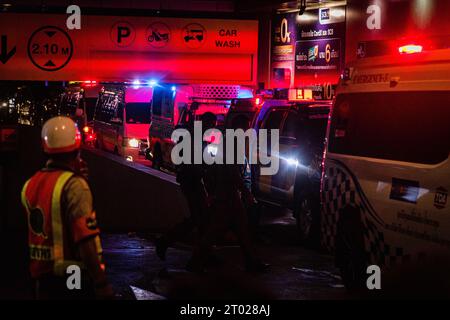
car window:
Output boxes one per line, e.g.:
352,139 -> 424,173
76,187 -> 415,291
59,92 -> 80,117
329,91 -> 450,164
126,103 -> 151,124
281,110 -> 301,138
152,87 -> 163,117
85,97 -> 97,121
95,92 -> 120,123
161,89 -> 174,119
263,109 -> 286,130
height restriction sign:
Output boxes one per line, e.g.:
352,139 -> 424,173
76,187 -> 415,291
27,26 -> 74,71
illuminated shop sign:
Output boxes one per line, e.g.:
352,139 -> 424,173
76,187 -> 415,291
294,5 -> 346,86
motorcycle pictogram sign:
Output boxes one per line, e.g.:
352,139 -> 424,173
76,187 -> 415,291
146,22 -> 170,48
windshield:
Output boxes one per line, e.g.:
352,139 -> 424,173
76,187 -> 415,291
59,92 -> 80,117
328,91 -> 450,164
126,103 -> 151,124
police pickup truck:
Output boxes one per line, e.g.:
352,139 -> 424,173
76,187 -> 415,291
251,88 -> 332,245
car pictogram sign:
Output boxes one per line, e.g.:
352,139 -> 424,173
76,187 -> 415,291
182,23 -> 206,49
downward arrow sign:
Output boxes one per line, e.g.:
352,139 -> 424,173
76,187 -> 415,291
0,35 -> 16,64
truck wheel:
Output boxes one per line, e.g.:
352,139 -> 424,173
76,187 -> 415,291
295,193 -> 320,247
152,145 -> 163,170
335,206 -> 367,291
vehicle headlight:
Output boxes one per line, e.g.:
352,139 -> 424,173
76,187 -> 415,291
286,157 -> 299,167
128,138 -> 139,148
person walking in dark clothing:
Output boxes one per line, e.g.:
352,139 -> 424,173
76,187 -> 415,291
155,111 -> 216,261
190,118 -> 268,273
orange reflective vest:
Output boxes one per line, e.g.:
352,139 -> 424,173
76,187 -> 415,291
21,170 -> 87,279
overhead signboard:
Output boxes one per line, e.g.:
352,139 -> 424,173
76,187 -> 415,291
0,13 -> 258,84
294,5 -> 346,86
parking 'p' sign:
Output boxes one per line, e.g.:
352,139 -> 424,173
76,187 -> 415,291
27,26 -> 73,72
110,21 -> 135,47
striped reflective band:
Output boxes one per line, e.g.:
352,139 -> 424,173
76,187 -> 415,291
20,179 -> 30,213
22,172 -> 83,276
51,171 -> 74,276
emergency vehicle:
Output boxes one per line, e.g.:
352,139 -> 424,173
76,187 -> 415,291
0,84 -> 18,151
251,87 -> 332,244
148,83 -> 253,170
59,81 -> 99,145
93,83 -> 152,162
321,45 -> 450,289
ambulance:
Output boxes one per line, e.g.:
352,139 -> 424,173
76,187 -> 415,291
148,83 -> 253,170
59,81 -> 99,145
93,82 -> 152,162
321,45 -> 450,289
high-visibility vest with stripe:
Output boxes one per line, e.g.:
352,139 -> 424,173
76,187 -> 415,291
21,170 -> 82,279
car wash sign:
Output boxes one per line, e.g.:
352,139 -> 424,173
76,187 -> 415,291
294,5 -> 346,85
0,13 -> 258,84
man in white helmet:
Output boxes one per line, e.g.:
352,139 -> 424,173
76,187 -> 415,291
21,116 -> 113,299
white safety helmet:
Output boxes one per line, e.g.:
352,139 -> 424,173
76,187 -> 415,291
41,116 -> 81,154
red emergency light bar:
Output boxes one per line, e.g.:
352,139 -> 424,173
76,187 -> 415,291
288,88 -> 313,101
398,44 -> 423,54
83,80 -> 97,87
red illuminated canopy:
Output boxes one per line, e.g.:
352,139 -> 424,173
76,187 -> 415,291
0,13 -> 258,85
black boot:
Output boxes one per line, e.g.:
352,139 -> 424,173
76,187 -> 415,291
155,236 -> 169,261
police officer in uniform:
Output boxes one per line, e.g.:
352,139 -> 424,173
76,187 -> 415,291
21,116 -> 113,299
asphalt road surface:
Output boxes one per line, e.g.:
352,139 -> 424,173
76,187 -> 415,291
103,207 -> 350,300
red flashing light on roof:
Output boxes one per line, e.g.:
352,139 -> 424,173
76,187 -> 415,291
83,80 -> 97,87
288,88 -> 314,101
398,44 -> 423,54
303,89 -> 313,100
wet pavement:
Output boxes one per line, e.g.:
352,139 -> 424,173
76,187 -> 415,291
102,207 -> 350,300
